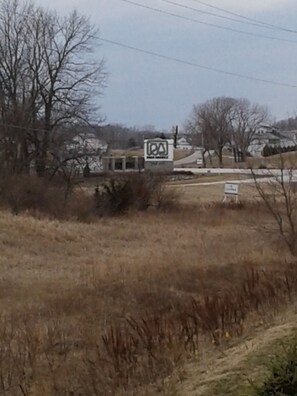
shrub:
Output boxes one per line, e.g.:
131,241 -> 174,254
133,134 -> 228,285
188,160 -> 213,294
153,184 -> 180,211
94,173 -> 151,214
0,174 -> 91,220
94,172 -> 179,215
0,172 -> 180,220
0,175 -> 63,215
254,340 -> 297,396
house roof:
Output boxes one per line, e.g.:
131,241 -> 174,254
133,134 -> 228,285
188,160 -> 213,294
278,130 -> 297,139
177,137 -> 192,145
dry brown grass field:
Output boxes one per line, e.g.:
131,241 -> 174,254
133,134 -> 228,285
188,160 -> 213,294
170,178 -> 258,204
0,179 -> 297,395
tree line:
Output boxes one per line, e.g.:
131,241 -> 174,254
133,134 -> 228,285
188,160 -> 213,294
95,124 -> 169,150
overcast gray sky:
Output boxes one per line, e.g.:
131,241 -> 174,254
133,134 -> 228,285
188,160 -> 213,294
36,0 -> 297,130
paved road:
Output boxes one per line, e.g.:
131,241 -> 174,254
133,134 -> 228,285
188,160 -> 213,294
174,150 -> 203,166
169,177 -> 273,188
174,167 -> 297,177
171,168 -> 297,188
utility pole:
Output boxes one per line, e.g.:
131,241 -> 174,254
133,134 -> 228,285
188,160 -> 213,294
197,127 -> 206,168
172,125 -> 178,148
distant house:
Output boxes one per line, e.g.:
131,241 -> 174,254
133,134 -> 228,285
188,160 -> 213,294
69,133 -> 108,153
248,125 -> 296,157
176,137 -> 193,150
66,133 -> 108,173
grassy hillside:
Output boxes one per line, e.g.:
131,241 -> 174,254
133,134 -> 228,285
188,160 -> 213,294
177,312 -> 297,396
179,149 -> 297,169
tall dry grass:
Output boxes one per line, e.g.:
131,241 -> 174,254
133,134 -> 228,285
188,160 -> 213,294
0,200 -> 295,394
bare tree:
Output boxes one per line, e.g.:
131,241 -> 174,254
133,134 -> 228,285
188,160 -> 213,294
229,99 -> 269,162
252,157 -> 297,256
185,97 -> 269,166
185,97 -> 235,167
32,9 -> 106,175
0,0 -> 106,176
0,0 -> 35,173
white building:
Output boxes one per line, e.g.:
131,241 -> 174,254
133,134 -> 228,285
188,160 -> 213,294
176,137 -> 193,150
69,133 -> 108,153
66,133 -> 108,173
248,125 -> 296,157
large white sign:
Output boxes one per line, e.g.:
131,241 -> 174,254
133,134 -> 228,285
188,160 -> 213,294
224,183 -> 239,195
144,139 -> 174,162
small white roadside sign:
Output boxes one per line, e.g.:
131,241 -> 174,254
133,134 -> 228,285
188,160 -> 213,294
224,183 -> 239,196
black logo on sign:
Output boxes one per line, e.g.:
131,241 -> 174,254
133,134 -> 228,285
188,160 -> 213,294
147,141 -> 169,158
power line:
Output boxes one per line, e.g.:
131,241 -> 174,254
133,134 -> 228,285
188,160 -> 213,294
4,0 -> 297,42
100,37 -> 297,89
5,0 -> 297,36
0,122 -> 50,133
118,0 -> 297,44
158,0 -> 280,31
191,0 -> 297,34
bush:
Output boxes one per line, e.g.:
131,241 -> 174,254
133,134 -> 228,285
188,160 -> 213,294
0,172 -> 180,220
0,175 -> 62,215
94,172 -> 179,215
0,174 -> 91,220
254,340 -> 297,396
262,144 -> 297,157
153,183 -> 180,211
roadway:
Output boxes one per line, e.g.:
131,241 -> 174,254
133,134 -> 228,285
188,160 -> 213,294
172,168 -> 297,187
174,151 -> 203,166
174,167 -> 297,177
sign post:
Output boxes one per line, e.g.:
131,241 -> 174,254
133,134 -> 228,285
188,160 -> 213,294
223,182 -> 240,204
144,138 -> 174,172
